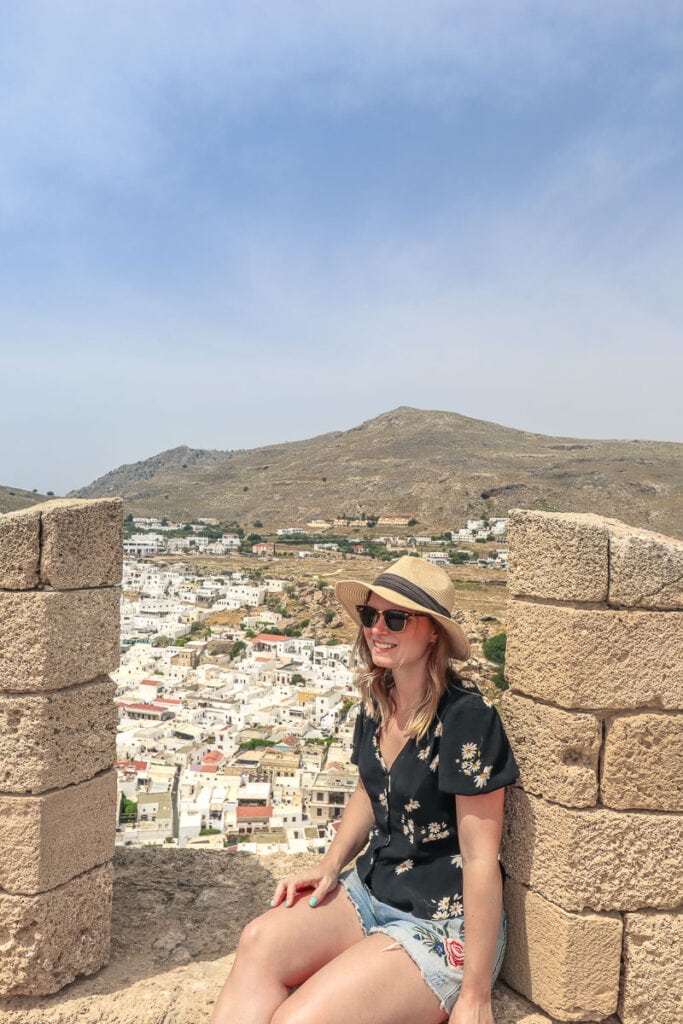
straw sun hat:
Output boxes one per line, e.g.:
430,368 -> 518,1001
335,555 -> 470,661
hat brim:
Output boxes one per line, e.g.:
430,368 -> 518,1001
335,578 -> 470,661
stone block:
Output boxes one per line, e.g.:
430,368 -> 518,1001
0,772 -> 116,895
507,509 -> 609,602
493,983 -> 619,1024
0,588 -> 119,692
40,497 -> 123,589
0,861 -> 112,996
619,909 -> 683,1024
0,507 -> 40,590
501,788 -> 683,912
0,676 -> 117,793
506,600 -> 683,709
609,523 -> 683,610
502,878 -> 622,1021
601,711 -> 683,811
501,693 -> 601,807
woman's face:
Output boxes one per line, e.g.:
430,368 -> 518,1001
362,593 -> 438,674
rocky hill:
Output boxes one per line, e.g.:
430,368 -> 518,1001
67,408 -> 682,536
0,486 -> 50,515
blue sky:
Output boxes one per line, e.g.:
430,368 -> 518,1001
1,1 -> 682,494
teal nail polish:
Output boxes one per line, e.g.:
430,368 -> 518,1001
269,899 -> 275,907
285,899 -> 291,907
309,896 -> 318,907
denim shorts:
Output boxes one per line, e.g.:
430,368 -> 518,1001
340,868 -> 506,1015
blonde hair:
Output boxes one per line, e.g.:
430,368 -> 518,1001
352,619 -> 455,742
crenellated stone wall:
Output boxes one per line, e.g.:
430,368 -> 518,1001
500,509 -> 683,1024
0,499 -> 123,996
0,500 -> 680,1023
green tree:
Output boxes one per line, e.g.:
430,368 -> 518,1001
324,610 -> 335,624
450,551 -> 470,565
482,633 -> 506,665
119,794 -> 138,821
230,640 -> 246,659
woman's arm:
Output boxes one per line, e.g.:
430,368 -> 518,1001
272,778 -> 375,908
450,787 -> 505,1024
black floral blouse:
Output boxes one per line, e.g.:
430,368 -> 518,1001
350,674 -> 519,920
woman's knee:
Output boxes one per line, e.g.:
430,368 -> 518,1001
270,999 -> 319,1024
236,910 -> 281,965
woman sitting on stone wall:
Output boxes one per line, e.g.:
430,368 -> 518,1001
210,556 -> 518,1024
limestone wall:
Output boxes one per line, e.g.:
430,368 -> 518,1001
0,499 -> 680,1022
0,499 -> 123,996
500,510 -> 683,1024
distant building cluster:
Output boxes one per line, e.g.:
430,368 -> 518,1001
124,514 -> 508,569
116,559 -> 358,856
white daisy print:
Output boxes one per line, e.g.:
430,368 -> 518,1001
434,721 -> 443,737
395,858 -> 414,875
462,743 -> 477,761
451,854 -> 463,868
429,754 -> 440,773
422,821 -> 450,843
405,799 -> 420,812
431,893 -> 464,920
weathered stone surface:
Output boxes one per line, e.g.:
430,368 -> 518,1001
0,862 -> 112,996
609,524 -> 683,610
0,772 -> 116,895
40,498 -> 123,590
493,984 -> 619,1024
0,508 -> 40,590
0,849 -> 619,1023
619,909 -> 683,1024
508,509 -> 609,602
506,600 -> 683,709
601,711 -> 683,811
0,677 -> 117,793
502,788 -> 683,912
501,692 -> 601,807
0,589 -> 119,692
502,879 -> 622,1021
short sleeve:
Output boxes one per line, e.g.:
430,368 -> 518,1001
438,694 -> 519,795
350,706 -> 365,766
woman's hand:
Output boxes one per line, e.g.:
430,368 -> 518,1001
270,859 -> 341,909
449,992 -> 495,1024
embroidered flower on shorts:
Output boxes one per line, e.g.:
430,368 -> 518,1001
411,923 -> 465,971
445,936 -> 464,968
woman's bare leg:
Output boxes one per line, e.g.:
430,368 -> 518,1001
270,931 -> 448,1024
210,885 -> 365,1024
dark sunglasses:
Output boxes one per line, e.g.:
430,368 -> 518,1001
356,604 -> 424,632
